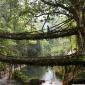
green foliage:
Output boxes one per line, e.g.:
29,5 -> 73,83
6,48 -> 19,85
70,35 -> 77,49
0,0 -> 78,57
77,72 -> 85,78
13,70 -> 42,84
13,70 -> 29,83
0,0 -> 81,81
0,62 -> 7,71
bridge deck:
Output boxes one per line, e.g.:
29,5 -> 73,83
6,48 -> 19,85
0,53 -> 85,66
0,28 -> 77,40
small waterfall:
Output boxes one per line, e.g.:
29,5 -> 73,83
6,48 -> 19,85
41,67 -> 62,85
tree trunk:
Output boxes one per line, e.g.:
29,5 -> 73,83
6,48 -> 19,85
77,28 -> 85,52
63,65 -> 79,85
62,29 -> 85,85
62,1 -> 85,84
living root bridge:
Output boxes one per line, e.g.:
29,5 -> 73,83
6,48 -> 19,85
0,28 -> 77,40
0,53 -> 85,66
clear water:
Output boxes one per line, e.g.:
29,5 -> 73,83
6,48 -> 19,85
41,67 -> 62,85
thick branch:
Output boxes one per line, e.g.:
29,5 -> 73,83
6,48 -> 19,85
41,0 -> 75,15
41,0 -> 69,11
0,53 -> 85,66
0,28 -> 78,40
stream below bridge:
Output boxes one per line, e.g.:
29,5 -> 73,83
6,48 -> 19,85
41,67 -> 62,85
0,66 -> 84,85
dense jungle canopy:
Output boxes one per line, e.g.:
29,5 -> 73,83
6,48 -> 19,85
0,0 -> 84,64
0,0 -> 85,85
